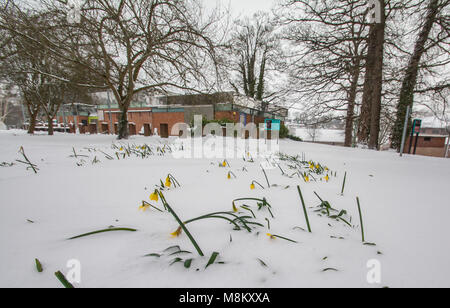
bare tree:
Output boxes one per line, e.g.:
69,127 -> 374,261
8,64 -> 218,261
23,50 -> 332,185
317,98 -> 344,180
225,12 -> 287,111
391,0 -> 450,150
1,0 -> 221,139
276,0 -> 369,147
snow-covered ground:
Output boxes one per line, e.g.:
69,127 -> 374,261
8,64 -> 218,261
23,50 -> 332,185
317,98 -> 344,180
0,130 -> 449,288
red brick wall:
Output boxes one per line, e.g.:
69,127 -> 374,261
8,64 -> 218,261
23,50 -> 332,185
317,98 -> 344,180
215,111 -> 257,125
404,136 -> 446,150
152,112 -> 185,136
215,111 -> 239,122
127,110 -> 152,134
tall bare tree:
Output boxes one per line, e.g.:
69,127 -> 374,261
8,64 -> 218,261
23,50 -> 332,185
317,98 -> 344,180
225,12 -> 287,111
1,0 -> 220,139
391,0 -> 449,150
276,0 -> 369,147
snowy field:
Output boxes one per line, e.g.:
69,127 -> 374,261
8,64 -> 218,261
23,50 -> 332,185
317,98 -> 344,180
0,130 -> 449,288
294,128 -> 345,143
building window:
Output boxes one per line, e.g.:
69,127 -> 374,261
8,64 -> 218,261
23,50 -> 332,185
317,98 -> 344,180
424,137 -> 432,142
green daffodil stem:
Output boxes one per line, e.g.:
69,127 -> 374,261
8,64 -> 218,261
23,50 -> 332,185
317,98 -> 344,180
252,181 -> 265,189
357,197 -> 365,243
261,166 -> 271,188
341,172 -> 347,195
297,186 -> 312,233
162,197 -> 204,257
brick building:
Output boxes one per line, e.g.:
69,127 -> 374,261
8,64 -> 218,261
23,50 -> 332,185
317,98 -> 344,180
403,134 -> 448,157
402,116 -> 449,158
93,92 -> 287,137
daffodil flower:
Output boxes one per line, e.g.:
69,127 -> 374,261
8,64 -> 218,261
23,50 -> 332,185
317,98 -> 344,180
165,176 -> 172,188
325,175 -> 329,182
150,191 -> 159,202
119,147 -> 124,151
267,233 -> 275,240
227,172 -> 231,180
304,175 -> 310,183
232,202 -> 238,213
139,203 -> 150,211
222,160 -> 227,167
250,183 -> 256,190
171,226 -> 182,238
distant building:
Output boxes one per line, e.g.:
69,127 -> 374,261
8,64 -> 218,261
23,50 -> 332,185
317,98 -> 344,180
403,116 -> 449,158
56,91 -> 288,137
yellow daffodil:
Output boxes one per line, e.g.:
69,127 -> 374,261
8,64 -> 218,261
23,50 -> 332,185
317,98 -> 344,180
316,164 -> 320,169
304,175 -> 310,183
139,203 -> 150,211
165,176 -> 172,188
250,183 -> 256,190
119,147 -> 124,151
233,202 -> 238,213
171,227 -> 182,238
150,191 -> 159,202
227,172 -> 231,180
222,160 -> 227,167
267,233 -> 275,239
325,175 -> 329,182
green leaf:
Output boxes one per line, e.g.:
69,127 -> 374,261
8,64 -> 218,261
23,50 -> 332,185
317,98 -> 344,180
364,242 -> 377,246
163,245 -> 181,253
55,271 -> 74,288
143,253 -> 161,258
184,259 -> 193,269
257,258 -> 268,268
169,250 -> 192,256
206,252 -> 220,268
35,258 -> 43,273
170,258 -> 183,266
322,268 -> 338,272
68,228 -> 137,240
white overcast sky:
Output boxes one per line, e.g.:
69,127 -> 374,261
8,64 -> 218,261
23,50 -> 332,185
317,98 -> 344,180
203,0 -> 276,17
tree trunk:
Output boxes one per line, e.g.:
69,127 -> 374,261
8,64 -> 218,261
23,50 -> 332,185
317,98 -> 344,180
358,0 -> 386,150
47,116 -> 54,136
117,107 -> 129,140
345,59 -> 361,147
368,8 -> 386,150
26,103 -> 40,135
28,111 -> 38,134
391,0 -> 440,150
357,24 -> 377,144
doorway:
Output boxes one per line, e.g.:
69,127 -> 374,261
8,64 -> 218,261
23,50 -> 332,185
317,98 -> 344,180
160,123 -> 169,138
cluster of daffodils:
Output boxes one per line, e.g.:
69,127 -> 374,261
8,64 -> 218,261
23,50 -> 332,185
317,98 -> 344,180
301,161 -> 332,183
139,174 -> 181,213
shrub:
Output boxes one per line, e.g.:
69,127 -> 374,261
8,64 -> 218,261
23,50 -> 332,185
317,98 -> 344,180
279,123 -> 289,139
